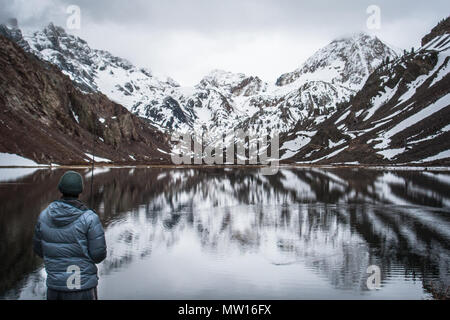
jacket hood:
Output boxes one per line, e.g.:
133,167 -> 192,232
48,200 -> 89,227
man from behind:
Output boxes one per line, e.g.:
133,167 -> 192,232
33,171 -> 107,300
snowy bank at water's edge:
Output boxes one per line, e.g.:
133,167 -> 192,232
0,153 -> 46,167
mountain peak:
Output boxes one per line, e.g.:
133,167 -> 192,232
333,32 -> 375,43
42,22 -> 67,38
275,32 -> 398,90
0,22 -> 31,52
200,69 -> 246,86
198,69 -> 267,97
2,17 -> 19,29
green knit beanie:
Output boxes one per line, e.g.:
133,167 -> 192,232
58,171 -> 84,196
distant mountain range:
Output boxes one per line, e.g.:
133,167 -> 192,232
0,17 -> 449,166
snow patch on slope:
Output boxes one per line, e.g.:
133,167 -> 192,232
373,93 -> 450,150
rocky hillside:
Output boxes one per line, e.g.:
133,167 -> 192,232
0,33 -> 171,165
280,18 -> 450,165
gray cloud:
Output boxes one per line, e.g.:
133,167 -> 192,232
1,0 -> 449,85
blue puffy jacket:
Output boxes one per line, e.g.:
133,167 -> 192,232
33,199 -> 107,291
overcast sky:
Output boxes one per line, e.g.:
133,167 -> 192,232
1,0 -> 449,85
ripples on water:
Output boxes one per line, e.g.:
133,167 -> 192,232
0,167 -> 449,299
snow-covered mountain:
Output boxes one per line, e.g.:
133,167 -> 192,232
279,19 -> 450,165
232,33 -> 398,137
0,23 -> 188,131
276,33 -> 398,89
198,69 -> 268,97
0,23 -> 397,137
2,18 -> 449,166
173,33 -> 397,138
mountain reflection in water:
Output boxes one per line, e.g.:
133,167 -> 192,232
0,167 -> 449,299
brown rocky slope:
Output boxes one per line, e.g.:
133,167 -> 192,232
0,34 -> 171,165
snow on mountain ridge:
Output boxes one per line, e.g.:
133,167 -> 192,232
279,24 -> 450,165
276,32 -> 398,91
227,33 -> 399,136
1,23 -> 404,156
198,69 -> 268,97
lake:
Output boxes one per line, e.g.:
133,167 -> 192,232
0,167 -> 449,300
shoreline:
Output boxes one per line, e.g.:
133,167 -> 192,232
0,164 -> 449,171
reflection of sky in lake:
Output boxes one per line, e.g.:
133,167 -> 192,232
1,168 -> 449,299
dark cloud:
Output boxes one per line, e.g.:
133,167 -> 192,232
4,0 -> 449,34
1,0 -> 449,85
0,2 -> 14,24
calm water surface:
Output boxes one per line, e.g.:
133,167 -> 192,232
0,167 -> 449,300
